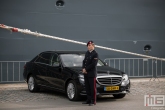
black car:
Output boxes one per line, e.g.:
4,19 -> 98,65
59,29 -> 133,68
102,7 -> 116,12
23,51 -> 130,101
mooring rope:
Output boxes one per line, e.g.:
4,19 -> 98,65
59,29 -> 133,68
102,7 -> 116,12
0,24 -> 165,61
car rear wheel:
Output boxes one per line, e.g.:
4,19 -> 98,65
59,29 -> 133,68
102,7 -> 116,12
28,75 -> 40,92
66,80 -> 80,101
113,94 -> 126,99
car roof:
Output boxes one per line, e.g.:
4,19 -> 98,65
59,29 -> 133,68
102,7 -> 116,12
42,50 -> 86,54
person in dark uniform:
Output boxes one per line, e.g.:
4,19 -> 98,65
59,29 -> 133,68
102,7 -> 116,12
82,41 -> 98,106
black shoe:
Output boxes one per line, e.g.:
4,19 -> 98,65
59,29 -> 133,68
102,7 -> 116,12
88,102 -> 96,106
82,100 -> 91,104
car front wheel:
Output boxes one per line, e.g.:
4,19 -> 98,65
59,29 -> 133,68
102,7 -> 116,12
28,75 -> 40,92
113,94 -> 126,99
66,80 -> 80,101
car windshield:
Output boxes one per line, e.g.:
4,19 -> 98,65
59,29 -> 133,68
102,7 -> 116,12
60,54 -> 105,67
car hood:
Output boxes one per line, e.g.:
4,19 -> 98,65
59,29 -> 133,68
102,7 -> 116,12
65,66 -> 123,76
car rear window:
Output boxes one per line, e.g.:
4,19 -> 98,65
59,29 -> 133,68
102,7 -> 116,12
35,53 -> 52,64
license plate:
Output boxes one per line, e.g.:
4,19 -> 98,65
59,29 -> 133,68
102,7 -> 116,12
104,86 -> 119,91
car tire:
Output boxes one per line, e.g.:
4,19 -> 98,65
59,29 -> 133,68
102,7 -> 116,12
113,94 -> 126,99
28,75 -> 40,92
66,80 -> 80,101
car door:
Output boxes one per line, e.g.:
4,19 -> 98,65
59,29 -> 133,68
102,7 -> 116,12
47,53 -> 65,91
34,52 -> 52,86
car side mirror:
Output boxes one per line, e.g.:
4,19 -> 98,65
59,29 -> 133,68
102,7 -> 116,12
53,62 -> 60,67
105,62 -> 108,66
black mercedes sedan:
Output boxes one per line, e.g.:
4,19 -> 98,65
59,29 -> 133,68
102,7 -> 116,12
23,51 -> 130,101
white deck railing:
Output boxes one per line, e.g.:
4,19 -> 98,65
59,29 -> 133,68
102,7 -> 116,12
0,61 -> 27,83
104,58 -> 165,78
0,59 -> 165,83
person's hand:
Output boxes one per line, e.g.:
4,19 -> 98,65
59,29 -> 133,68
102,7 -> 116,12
82,68 -> 87,74
82,68 -> 85,73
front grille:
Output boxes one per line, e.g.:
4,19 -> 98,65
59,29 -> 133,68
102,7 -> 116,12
96,76 -> 122,85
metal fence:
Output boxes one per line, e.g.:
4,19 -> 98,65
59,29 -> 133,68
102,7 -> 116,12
104,58 -> 165,78
0,61 -> 27,83
0,59 -> 165,83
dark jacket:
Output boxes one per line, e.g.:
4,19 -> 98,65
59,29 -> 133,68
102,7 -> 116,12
82,50 -> 98,77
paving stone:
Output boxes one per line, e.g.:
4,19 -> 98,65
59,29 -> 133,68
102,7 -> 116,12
0,79 -> 165,103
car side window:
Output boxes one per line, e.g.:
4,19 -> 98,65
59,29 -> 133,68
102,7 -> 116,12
51,54 -> 60,66
35,53 -> 51,64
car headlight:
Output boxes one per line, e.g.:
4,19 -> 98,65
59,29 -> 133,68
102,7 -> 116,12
79,74 -> 84,82
121,74 -> 129,86
122,74 -> 128,81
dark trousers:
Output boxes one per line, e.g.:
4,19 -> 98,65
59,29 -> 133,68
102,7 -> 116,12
84,76 -> 96,104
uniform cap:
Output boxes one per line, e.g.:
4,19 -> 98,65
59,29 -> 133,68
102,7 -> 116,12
87,40 -> 94,46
